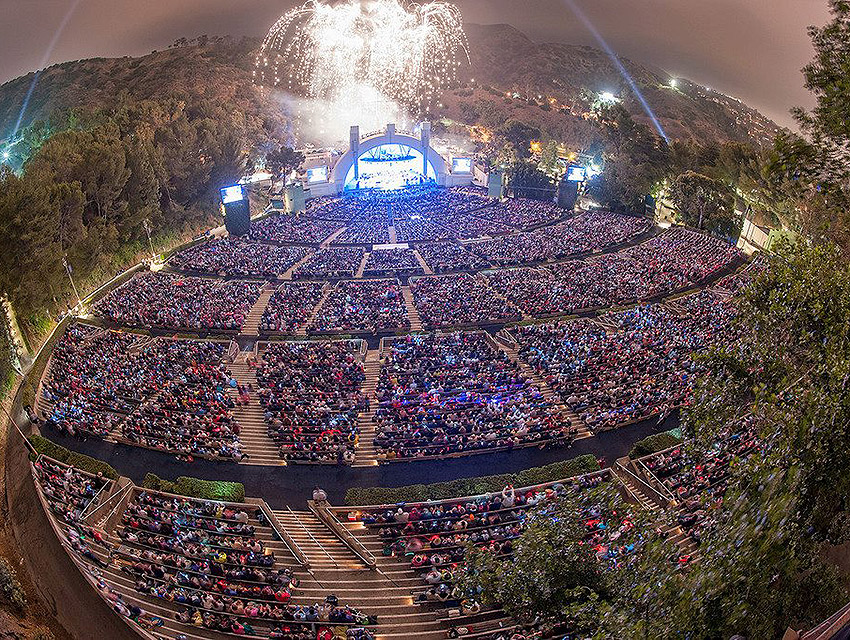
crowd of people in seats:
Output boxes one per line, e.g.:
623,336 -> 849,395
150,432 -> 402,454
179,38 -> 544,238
293,247 -> 364,279
333,220 -> 390,245
485,198 -> 563,229
715,254 -> 767,293
259,282 -> 326,334
43,325 -> 246,459
639,423 -> 760,546
414,242 -> 489,273
309,280 -> 410,334
411,273 -> 522,329
514,292 -> 735,430
256,341 -> 367,464
170,238 -> 310,277
34,457 -> 111,522
249,215 -> 342,245
468,210 -> 650,265
42,324 -> 141,438
95,272 -> 262,332
393,219 -> 452,243
350,471 -> 645,615
114,491 -> 376,637
372,332 -> 575,460
363,248 -> 423,276
485,266 -> 609,317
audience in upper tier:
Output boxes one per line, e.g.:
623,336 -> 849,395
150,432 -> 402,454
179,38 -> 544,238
249,215 -> 342,245
414,242 -> 489,273
259,282 -> 326,334
309,280 -> 410,334
363,248 -> 424,277
373,332 -> 575,460
95,272 -> 262,332
514,290 -> 737,429
256,341 -> 367,463
170,238 -> 309,277
293,247 -> 364,279
411,273 -> 522,329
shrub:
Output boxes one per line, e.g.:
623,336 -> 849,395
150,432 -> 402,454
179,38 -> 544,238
344,453 -> 601,505
629,430 -> 683,459
143,473 -> 245,503
28,435 -> 119,479
0,556 -> 26,612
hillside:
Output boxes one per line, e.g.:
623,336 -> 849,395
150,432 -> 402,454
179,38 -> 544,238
455,23 -> 781,146
0,25 -> 780,150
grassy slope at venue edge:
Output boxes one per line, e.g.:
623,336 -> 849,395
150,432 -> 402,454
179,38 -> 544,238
344,453 -> 601,505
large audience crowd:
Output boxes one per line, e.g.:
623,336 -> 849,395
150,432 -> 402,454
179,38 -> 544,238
249,215 -> 342,245
372,332 -> 576,460
362,248 -> 423,277
410,273 -> 522,329
514,291 -> 737,429
95,272 -> 262,332
293,247 -> 364,280
414,242 -> 489,273
309,280 -> 410,334
170,238 -> 309,278
42,324 -> 245,459
256,341 -> 367,464
259,282 -> 326,334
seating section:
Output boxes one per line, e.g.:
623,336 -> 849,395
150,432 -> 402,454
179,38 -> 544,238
256,341 -> 367,464
259,282 -> 326,334
514,291 -> 736,429
411,273 -> 522,328
414,242 -> 489,272
34,456 -> 112,524
170,238 -> 310,277
293,247 -> 365,279
95,272 -> 263,332
42,324 -> 245,459
309,280 -> 410,334
363,248 -> 423,277
249,216 -> 343,245
373,332 -> 575,460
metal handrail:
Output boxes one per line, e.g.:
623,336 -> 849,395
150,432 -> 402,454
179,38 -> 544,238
615,460 -> 671,508
636,458 -> 678,503
313,502 -> 377,569
286,506 -> 338,569
256,502 -> 309,569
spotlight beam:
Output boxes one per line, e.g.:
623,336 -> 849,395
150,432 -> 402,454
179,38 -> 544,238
560,0 -> 669,142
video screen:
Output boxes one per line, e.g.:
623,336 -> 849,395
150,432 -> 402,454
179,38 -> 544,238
566,165 -> 587,182
307,166 -> 329,183
220,185 -> 245,204
452,157 -> 473,173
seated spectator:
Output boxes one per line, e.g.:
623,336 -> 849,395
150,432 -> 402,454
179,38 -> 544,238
309,280 -> 410,334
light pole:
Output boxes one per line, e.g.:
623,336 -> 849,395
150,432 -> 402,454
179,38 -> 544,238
143,219 -> 156,262
62,256 -> 81,311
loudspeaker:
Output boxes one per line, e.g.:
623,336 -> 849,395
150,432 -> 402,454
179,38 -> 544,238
224,199 -> 251,236
557,178 -> 579,210
487,171 -> 503,198
285,183 -> 306,214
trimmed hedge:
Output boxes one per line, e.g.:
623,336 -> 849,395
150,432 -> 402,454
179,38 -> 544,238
143,473 -> 245,503
344,454 -> 601,506
629,430 -> 683,459
28,435 -> 119,480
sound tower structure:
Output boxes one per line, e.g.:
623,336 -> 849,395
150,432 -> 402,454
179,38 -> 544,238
220,185 -> 251,236
557,176 -> 580,210
487,170 -> 503,199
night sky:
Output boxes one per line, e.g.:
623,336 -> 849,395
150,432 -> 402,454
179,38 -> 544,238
0,0 -> 832,129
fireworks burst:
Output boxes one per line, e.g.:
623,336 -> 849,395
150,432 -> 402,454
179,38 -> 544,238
254,0 -> 469,115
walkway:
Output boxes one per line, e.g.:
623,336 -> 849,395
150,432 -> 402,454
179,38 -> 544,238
401,285 -> 423,331
239,286 -> 275,336
228,351 -> 283,466
353,348 -> 381,467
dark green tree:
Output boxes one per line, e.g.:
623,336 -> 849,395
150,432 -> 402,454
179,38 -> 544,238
668,170 -> 737,235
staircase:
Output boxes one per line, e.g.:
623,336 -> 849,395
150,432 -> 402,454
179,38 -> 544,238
281,251 -> 315,280
494,335 -> 589,439
388,226 -> 398,244
353,349 -> 382,467
411,249 -> 434,275
401,285 -> 423,332
240,286 -> 275,337
355,252 -> 370,278
228,353 -> 284,466
299,283 -> 335,337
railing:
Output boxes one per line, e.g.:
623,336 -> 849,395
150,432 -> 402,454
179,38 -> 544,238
310,501 -> 377,570
86,482 -> 134,528
286,506 -> 338,569
613,459 -> 671,509
635,454 -> 678,504
256,501 -> 310,569
227,339 -> 239,363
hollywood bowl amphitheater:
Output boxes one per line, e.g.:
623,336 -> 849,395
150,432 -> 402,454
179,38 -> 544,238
7,120 -> 800,640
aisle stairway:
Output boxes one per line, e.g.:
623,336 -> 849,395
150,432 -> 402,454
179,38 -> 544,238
492,334 -> 590,439
228,353 -> 284,466
274,509 -> 446,639
281,251 -> 315,280
400,285 -> 423,332
411,249 -> 434,275
356,252 -> 370,278
353,349 -> 382,467
240,286 -> 275,337
297,283 -> 334,337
